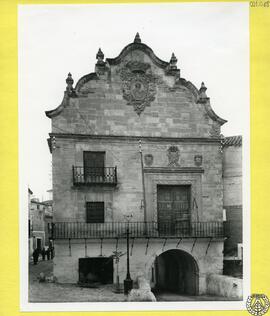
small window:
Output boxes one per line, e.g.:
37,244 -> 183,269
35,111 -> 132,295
86,202 -> 104,223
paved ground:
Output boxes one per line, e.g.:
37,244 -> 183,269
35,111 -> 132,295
155,292 -> 240,301
29,260 -> 238,302
29,260 -> 126,302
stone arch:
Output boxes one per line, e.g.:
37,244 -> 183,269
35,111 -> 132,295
147,248 -> 199,295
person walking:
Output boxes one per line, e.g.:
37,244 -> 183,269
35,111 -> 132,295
50,246 -> 54,259
33,248 -> 39,265
41,247 -> 46,261
46,247 -> 51,260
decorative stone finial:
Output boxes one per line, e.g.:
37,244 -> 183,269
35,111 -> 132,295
169,53 -> 178,69
166,53 -> 180,78
134,32 -> 141,43
199,82 -> 208,99
96,48 -> 104,65
66,72 -> 74,90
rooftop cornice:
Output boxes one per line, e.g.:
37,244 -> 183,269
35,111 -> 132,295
48,133 -> 223,144
144,167 -> 204,174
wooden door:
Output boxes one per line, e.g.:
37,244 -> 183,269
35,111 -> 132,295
83,151 -> 105,182
157,185 -> 190,236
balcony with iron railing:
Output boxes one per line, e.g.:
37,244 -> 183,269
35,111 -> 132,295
73,166 -> 117,186
50,221 -> 224,239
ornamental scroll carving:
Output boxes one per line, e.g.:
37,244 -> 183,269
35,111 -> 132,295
120,61 -> 159,115
167,146 -> 180,167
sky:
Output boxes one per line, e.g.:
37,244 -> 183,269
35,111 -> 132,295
18,3 -> 249,200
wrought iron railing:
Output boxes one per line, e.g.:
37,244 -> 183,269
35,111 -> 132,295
51,221 -> 224,239
73,166 -> 117,185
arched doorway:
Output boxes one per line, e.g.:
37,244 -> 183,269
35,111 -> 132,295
154,249 -> 199,295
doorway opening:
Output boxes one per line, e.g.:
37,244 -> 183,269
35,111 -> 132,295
78,257 -> 113,285
154,249 -> 199,295
36,237 -> 42,250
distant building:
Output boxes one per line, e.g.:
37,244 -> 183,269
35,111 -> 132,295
46,189 -> 53,201
30,199 -> 46,251
46,34 -> 241,295
42,199 -> 53,246
29,195 -> 54,254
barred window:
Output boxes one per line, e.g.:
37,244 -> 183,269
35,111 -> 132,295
86,202 -> 104,223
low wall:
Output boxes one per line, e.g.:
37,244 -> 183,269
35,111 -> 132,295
206,274 -> 242,299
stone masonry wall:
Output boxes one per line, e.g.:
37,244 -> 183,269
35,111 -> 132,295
52,137 -> 223,222
53,238 -> 223,295
223,146 -> 242,207
51,50 -> 220,139
223,145 -> 242,256
48,40 -> 226,289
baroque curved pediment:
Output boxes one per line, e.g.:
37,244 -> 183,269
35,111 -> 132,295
106,42 -> 169,70
45,34 -> 227,127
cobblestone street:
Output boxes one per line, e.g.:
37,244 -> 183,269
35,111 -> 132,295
29,260 -> 126,302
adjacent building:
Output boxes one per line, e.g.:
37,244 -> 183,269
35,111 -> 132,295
29,193 -> 54,254
222,136 -> 243,276
46,34 -> 239,295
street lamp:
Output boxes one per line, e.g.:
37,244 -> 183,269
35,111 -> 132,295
139,140 -> 147,235
124,214 -> 133,295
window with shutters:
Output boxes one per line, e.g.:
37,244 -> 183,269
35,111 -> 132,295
84,151 -> 105,181
86,202 -> 104,223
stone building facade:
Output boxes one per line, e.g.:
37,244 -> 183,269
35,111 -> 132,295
29,196 -> 54,253
30,199 -> 46,251
46,34 -> 230,295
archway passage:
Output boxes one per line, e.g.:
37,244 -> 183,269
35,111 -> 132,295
154,249 -> 199,295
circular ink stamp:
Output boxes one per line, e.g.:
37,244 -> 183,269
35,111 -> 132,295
246,294 -> 270,316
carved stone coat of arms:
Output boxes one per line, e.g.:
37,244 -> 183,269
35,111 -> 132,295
120,61 -> 158,115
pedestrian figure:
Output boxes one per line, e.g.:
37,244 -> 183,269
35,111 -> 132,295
50,246 -> 54,259
33,248 -> 39,265
46,248 -> 51,260
41,247 -> 46,261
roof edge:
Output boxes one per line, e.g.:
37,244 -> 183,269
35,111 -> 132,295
205,102 -> 227,125
45,92 -> 69,119
106,42 -> 169,69
223,135 -> 242,147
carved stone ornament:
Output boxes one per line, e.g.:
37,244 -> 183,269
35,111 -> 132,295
120,62 -> 158,115
209,122 -> 221,138
167,146 -> 180,167
144,154 -> 154,166
194,155 -> 203,166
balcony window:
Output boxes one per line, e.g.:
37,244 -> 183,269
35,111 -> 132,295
84,151 -> 105,181
86,202 -> 104,223
73,151 -> 117,186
